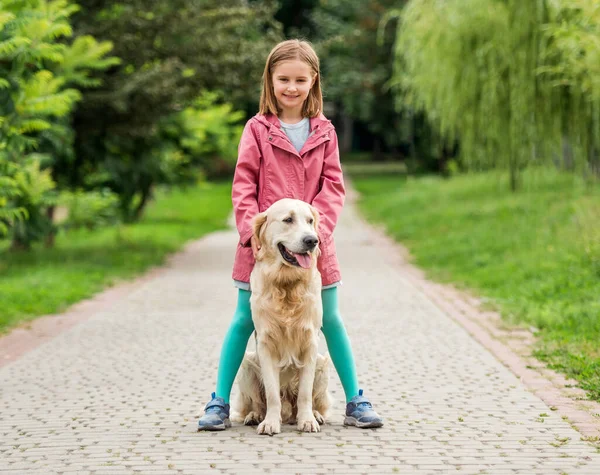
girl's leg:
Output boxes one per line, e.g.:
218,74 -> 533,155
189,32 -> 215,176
321,287 -> 359,403
199,289 -> 254,431
321,287 -> 384,428
215,289 -> 255,403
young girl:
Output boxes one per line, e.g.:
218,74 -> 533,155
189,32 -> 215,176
198,39 -> 383,431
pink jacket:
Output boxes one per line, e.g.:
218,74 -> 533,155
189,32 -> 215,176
231,113 -> 345,286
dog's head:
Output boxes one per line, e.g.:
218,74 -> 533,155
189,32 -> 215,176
253,199 -> 320,269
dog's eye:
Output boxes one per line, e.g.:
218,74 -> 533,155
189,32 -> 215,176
308,218 -> 314,225
283,217 -> 293,223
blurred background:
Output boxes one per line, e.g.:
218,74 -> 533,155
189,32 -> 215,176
1,1 -> 599,402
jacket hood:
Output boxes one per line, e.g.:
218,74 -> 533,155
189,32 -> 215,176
251,113 -> 334,134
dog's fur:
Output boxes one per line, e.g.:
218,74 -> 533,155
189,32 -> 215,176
231,199 -> 333,435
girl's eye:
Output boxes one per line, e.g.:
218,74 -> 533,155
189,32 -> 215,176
283,217 -> 293,223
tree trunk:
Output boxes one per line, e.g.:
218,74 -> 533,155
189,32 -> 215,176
10,229 -> 30,251
408,111 -> 416,162
45,206 -> 56,248
10,241 -> 29,251
562,134 -> 574,171
373,137 -> 384,161
120,192 -> 135,223
133,183 -> 153,222
339,112 -> 353,154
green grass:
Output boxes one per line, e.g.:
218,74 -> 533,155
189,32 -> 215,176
0,182 -> 232,333
351,168 -> 600,401
343,161 -> 407,176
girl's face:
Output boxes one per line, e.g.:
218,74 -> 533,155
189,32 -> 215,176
272,60 -> 315,117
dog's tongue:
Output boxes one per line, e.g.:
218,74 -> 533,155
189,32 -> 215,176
293,252 -> 312,269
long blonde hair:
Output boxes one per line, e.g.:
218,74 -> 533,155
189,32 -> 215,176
259,39 -> 323,118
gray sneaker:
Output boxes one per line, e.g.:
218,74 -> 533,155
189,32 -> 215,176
344,389 -> 384,428
198,393 -> 231,431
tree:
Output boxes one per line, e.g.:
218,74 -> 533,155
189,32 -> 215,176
539,0 -> 600,176
68,0 -> 283,220
0,0 -> 118,248
390,0 -> 600,188
312,0 -> 412,159
271,0 -> 319,38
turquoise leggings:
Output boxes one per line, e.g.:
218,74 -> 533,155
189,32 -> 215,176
215,288 -> 359,403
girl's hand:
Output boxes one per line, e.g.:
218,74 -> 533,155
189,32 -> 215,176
251,234 -> 261,259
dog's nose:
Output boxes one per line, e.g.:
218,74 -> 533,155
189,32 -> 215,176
303,235 -> 319,249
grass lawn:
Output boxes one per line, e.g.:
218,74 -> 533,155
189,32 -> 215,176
0,182 -> 232,333
351,168 -> 600,401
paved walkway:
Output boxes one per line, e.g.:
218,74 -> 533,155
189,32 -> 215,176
1,194 -> 600,475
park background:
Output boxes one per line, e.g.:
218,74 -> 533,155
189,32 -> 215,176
1,0 -> 599,406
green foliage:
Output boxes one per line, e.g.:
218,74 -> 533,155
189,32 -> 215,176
274,0 -> 319,37
0,0 -> 118,248
59,35 -> 121,87
59,188 -> 120,230
389,0 -> 600,188
82,92 -> 243,222
9,160 -> 58,250
539,0 -> 600,175
1,0 -> 80,158
67,0 -> 281,220
164,91 -> 245,178
0,161 -> 26,237
311,0 -> 448,170
541,1 -> 600,101
0,0 -> 118,154
312,0 -> 408,152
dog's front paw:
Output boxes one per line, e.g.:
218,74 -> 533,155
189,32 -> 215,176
312,410 -> 325,425
244,411 -> 264,426
297,416 -> 320,433
257,417 -> 281,436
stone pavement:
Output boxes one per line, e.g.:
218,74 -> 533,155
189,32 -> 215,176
1,194 -> 600,475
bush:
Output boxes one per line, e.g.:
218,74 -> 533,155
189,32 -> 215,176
0,0 -> 118,248
9,161 -> 57,250
59,189 -> 120,230
164,91 -> 245,179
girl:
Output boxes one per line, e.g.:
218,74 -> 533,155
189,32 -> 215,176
198,39 -> 383,431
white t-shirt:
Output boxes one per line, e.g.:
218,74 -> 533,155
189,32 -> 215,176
279,117 -> 310,152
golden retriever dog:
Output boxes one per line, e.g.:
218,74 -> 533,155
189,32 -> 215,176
231,198 -> 333,435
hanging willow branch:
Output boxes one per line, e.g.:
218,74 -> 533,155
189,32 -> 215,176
389,0 -> 600,189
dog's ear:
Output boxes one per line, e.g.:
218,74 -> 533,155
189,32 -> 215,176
309,205 -> 322,258
252,212 -> 267,247
309,205 -> 321,235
